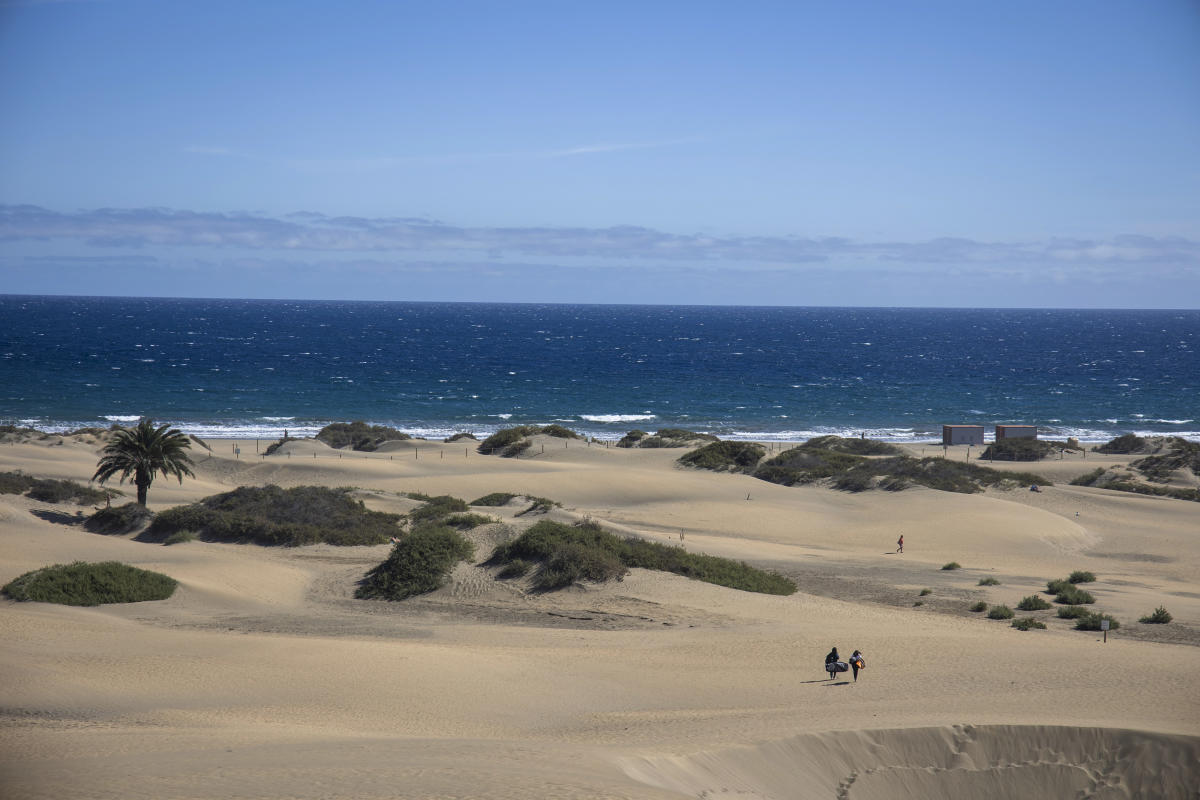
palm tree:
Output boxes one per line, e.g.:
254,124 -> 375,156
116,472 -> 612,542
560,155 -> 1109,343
93,419 -> 198,506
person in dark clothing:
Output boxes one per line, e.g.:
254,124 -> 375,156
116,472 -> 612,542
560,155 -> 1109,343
849,650 -> 865,682
825,647 -> 840,679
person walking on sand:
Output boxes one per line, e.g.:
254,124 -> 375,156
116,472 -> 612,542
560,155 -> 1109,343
825,647 -> 840,680
850,650 -> 865,682
896,534 -> 903,554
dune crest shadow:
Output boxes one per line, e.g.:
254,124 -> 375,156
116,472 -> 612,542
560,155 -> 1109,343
620,724 -> 1199,800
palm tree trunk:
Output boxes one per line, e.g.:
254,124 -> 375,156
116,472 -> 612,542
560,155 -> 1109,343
136,469 -> 150,506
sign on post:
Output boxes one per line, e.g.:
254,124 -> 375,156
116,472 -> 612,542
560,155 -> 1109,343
1100,618 -> 1110,642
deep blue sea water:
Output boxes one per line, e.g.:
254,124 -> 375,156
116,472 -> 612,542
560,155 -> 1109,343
1,295 -> 1197,442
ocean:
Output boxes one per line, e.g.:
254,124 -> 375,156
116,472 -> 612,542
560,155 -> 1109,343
1,295 -> 1197,443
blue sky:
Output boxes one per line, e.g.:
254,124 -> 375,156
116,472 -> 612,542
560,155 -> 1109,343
2,0 -> 1198,307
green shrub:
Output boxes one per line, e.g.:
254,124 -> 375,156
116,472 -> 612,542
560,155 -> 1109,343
1046,578 -> 1071,595
441,513 -> 494,530
1101,480 -> 1200,503
978,439 -> 1058,462
1012,617 -> 1046,631
987,604 -> 1014,620
1074,612 -> 1119,631
1017,595 -> 1052,611
919,588 -> 932,596
444,432 -> 478,443
0,471 -> 36,495
1056,605 -> 1091,619
408,495 -> 470,524
1070,467 -> 1107,487
1095,434 -> 1148,454
754,447 -> 865,486
1139,606 -> 1173,624
1054,586 -> 1095,605
477,426 -> 540,454
678,441 -> 766,473
969,601 -> 989,612
535,542 -> 627,590
25,478 -> 109,505
802,436 -> 903,456
497,559 -> 531,579
634,429 -> 720,448
1129,438 -> 1200,481
616,430 -> 648,448
832,470 -> 876,492
163,530 -> 196,546
913,600 -> 924,606
978,577 -> 1000,586
502,439 -> 533,458
490,519 -> 796,595
538,424 -> 582,439
315,421 -> 410,451
470,492 -> 517,507
84,502 -> 154,535
3,561 -> 177,606
356,525 -> 474,600
1068,570 -> 1096,584
941,562 -> 961,571
147,485 -> 400,546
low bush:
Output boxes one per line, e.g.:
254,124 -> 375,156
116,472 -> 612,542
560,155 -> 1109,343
316,421 -> 410,451
1046,579 -> 1071,595
1102,480 -> 1200,503
1017,595 -> 1052,611
84,502 -> 154,535
919,588 -> 932,596
441,513 -> 494,530
1074,612 -> 1119,631
502,439 -> 533,458
977,577 -> 1000,586
490,519 -> 796,595
444,432 -> 478,443
1139,606 -> 1173,624
147,485 -> 400,546
1130,438 -> 1200,481
470,492 -> 518,507
1012,617 -> 1046,631
26,478 -> 110,505
1055,586 -> 1096,605
497,559 -> 532,579
754,447 -> 865,487
356,525 -> 474,600
1056,605 -> 1091,619
539,424 -> 582,440
536,542 -> 627,590
3,561 -> 177,606
163,530 -> 196,545
941,562 -> 961,571
678,441 -> 766,473
476,426 -> 540,454
987,604 -> 1014,620
0,471 -> 35,495
978,438 -> 1058,462
616,430 -> 648,448
1095,434 -> 1148,454
633,429 -> 720,448
969,601 -> 989,612
1069,467 -> 1108,487
802,435 -> 903,456
408,495 -> 470,524
1068,570 -> 1096,584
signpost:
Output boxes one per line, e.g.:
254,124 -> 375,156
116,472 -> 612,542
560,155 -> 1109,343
1101,618 -> 1110,643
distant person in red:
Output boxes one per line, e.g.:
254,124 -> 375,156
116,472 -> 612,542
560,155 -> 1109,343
897,534 -> 904,553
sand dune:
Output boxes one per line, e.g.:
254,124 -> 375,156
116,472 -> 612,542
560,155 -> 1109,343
1,435 -> 1198,798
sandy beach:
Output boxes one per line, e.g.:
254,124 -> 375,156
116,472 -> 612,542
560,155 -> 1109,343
2,432 -> 1198,799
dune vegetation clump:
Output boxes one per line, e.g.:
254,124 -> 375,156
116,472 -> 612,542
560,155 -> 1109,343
0,471 -> 113,504
616,430 -> 648,448
84,502 -> 154,535
1095,433 -> 1149,454
969,601 -> 989,612
444,432 -> 478,443
1056,605 -> 1091,619
356,525 -> 475,601
1069,467 -> 1109,486
754,447 -> 866,487
1068,570 -> 1096,584
977,438 -> 1065,462
147,485 -> 401,546
407,495 -> 469,524
1130,438 -> 1200,482
1054,586 -> 1096,605
470,492 -> 518,507
803,435 -> 904,456
491,519 -> 796,595
987,604 -> 1015,620
678,441 -> 766,473
1139,606 -> 1173,624
477,425 -> 583,456
626,428 -> 720,448
941,561 -> 961,571
978,577 -> 1001,586
3,561 -> 177,606
1074,612 -> 1120,631
1012,616 -> 1047,631
1017,595 -> 1052,611
315,421 -> 411,451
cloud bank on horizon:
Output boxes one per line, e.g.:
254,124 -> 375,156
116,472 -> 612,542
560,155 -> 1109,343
4,204 -> 1198,308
